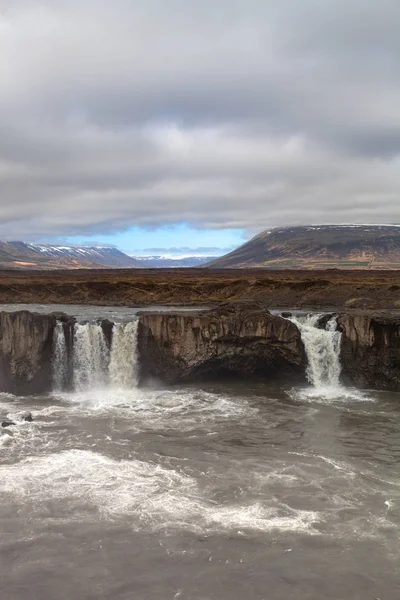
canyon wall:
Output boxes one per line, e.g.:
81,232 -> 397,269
0,311 -> 56,394
1,307 -> 400,395
338,313 -> 400,390
138,305 -> 306,383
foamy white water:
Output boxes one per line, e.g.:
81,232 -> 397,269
1,374 -> 399,599
39,387 -> 259,436
109,320 -> 139,388
2,306 -> 400,599
289,314 -> 342,388
286,313 -> 366,402
52,322 -> 68,391
0,449 -> 321,535
53,318 -> 140,392
73,323 -> 110,391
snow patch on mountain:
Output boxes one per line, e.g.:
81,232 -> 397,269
133,255 -> 219,267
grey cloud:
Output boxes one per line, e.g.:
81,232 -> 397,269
0,0 -> 400,240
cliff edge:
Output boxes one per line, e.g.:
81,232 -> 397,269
0,311 -> 55,394
339,313 -> 400,390
138,304 -> 307,383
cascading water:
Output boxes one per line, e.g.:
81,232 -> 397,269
52,318 -> 140,392
52,322 -> 68,391
289,314 -> 342,389
109,321 -> 139,388
73,323 -> 110,391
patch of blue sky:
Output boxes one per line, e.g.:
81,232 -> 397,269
63,224 -> 246,256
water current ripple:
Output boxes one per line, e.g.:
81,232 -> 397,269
1,309 -> 400,599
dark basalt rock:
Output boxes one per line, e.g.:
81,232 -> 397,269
0,310 -> 56,395
21,411 -> 33,422
281,312 -> 292,318
2,305 -> 400,395
61,316 -> 76,391
2,420 -> 15,428
138,304 -> 306,384
100,319 -> 114,349
316,314 -> 334,330
338,312 -> 400,390
49,312 -> 70,323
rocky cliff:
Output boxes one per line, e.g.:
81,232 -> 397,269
138,304 -> 307,383
338,313 -> 400,390
0,311 -> 56,394
1,307 -> 400,395
0,312 -> 120,394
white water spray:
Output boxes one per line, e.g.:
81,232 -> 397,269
109,320 -> 139,388
289,314 -> 342,389
52,322 -> 68,391
73,323 -> 110,391
52,319 -> 140,392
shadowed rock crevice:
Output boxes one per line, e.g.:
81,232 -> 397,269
138,304 -> 307,384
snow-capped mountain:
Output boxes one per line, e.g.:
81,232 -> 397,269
134,255 -> 219,267
25,244 -> 141,267
0,242 -> 141,269
0,242 -> 218,269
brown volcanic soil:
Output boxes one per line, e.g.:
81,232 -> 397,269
0,268 -> 399,310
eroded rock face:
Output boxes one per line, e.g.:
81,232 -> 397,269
2,306 -> 400,395
138,304 -> 307,384
338,313 -> 400,390
0,311 -> 56,394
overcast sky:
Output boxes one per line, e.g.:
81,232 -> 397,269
1,0 -> 399,253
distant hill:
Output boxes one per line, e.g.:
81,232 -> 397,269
0,243 -> 219,270
205,225 -> 400,269
134,255 -> 219,268
0,242 -> 141,269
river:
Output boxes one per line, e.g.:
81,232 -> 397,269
1,306 -> 399,599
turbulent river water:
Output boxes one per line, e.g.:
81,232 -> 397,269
1,306 -> 400,599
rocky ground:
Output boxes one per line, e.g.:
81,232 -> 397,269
0,268 -> 400,310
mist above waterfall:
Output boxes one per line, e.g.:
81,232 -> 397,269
289,314 -> 342,388
287,313 -> 365,402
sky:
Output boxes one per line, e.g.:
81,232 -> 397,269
1,0 -> 400,256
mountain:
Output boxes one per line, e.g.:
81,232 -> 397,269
0,242 -> 141,269
0,242 -> 220,270
134,255 -> 219,267
205,225 -> 400,269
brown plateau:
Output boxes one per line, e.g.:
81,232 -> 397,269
0,268 -> 400,310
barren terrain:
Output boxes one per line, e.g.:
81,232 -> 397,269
0,268 -> 399,310
208,225 -> 400,269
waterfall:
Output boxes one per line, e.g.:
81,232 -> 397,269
109,320 -> 139,388
52,322 -> 68,391
289,314 -> 342,389
52,318 -> 140,392
73,323 -> 110,391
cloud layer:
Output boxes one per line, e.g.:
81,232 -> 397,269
1,0 -> 400,239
